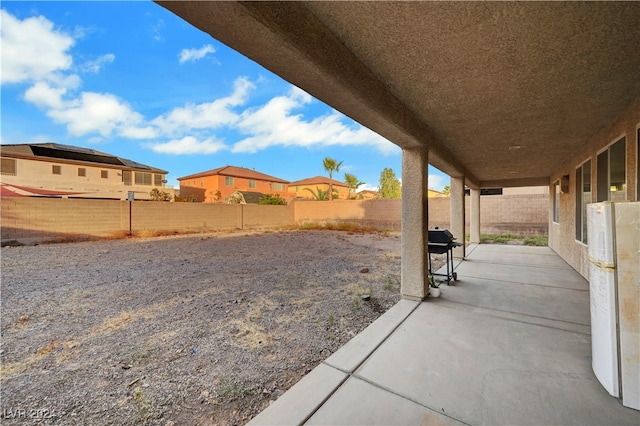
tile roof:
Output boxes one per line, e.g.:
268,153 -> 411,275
0,143 -> 167,173
289,176 -> 349,187
178,165 -> 289,183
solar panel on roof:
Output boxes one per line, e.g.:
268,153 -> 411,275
31,146 -> 125,166
49,143 -> 101,155
120,158 -> 151,170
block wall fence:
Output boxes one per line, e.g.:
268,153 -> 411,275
1,194 -> 547,245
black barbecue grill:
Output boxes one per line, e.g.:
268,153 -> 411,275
428,229 -> 462,284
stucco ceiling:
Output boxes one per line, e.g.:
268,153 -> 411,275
157,1 -> 640,188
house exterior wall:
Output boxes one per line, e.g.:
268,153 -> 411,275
0,156 -> 169,200
548,94 -> 639,278
180,174 -> 290,203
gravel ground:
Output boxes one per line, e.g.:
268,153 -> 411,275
1,229 -> 444,425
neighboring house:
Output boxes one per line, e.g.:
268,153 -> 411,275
178,165 -> 289,203
0,143 -> 171,200
428,189 -> 446,198
357,189 -> 379,199
289,176 -> 351,200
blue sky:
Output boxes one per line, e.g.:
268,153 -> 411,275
1,1 -> 449,191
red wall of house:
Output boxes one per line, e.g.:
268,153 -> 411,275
180,175 -> 290,203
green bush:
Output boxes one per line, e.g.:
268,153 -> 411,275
258,194 -> 287,205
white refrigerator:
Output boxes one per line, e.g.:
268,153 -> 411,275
587,201 -> 640,411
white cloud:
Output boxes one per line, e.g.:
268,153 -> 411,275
23,81 -> 67,109
0,10 -> 75,84
4,9 -> 401,158
359,183 -> 380,192
231,86 -> 399,155
429,174 -> 448,191
179,44 -> 215,64
81,53 -> 115,73
150,18 -> 165,42
152,77 -> 254,136
46,91 -> 147,137
147,136 -> 228,155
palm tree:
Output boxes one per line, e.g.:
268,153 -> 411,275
303,186 -> 330,201
344,173 -> 365,199
323,157 -> 343,201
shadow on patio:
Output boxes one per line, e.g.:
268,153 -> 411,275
249,244 -> 639,425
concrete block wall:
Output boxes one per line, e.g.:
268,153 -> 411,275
293,199 -> 365,223
132,202 -> 241,233
477,194 -> 549,236
1,193 -> 549,245
1,198 -> 128,244
242,204 -> 294,229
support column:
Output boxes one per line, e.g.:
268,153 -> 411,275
450,175 -> 466,259
401,147 -> 429,300
470,188 -> 481,244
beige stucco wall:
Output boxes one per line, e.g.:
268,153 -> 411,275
1,157 -> 170,200
549,94 -> 639,278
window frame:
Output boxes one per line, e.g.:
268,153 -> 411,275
101,170 -> 109,179
122,170 -> 132,186
52,165 -> 62,175
1,158 -> 17,176
271,182 -> 285,191
135,172 -> 152,186
575,159 -> 592,245
552,181 -> 560,223
78,167 -> 86,177
596,136 -> 626,202
249,179 -> 256,189
225,176 -> 234,186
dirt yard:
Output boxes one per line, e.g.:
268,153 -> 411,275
1,229 -> 444,425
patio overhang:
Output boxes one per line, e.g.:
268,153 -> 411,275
156,1 -> 640,189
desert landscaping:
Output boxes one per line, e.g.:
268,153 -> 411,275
1,229 -> 445,425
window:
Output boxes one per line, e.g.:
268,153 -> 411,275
78,168 -> 86,177
101,170 -> 109,179
135,172 -> 152,185
553,181 -> 560,223
271,182 -> 285,191
576,160 -> 591,243
1,158 -> 17,175
52,165 -> 62,175
122,171 -> 132,186
249,179 -> 256,189
200,178 -> 204,187
225,176 -> 234,186
154,174 -> 163,186
597,137 -> 626,202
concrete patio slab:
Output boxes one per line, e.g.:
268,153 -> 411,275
439,275 -> 590,327
247,363 -> 347,426
463,245 -> 570,268
248,245 -> 640,425
306,376 -> 465,426
453,259 -> 587,290
355,301 -> 637,425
